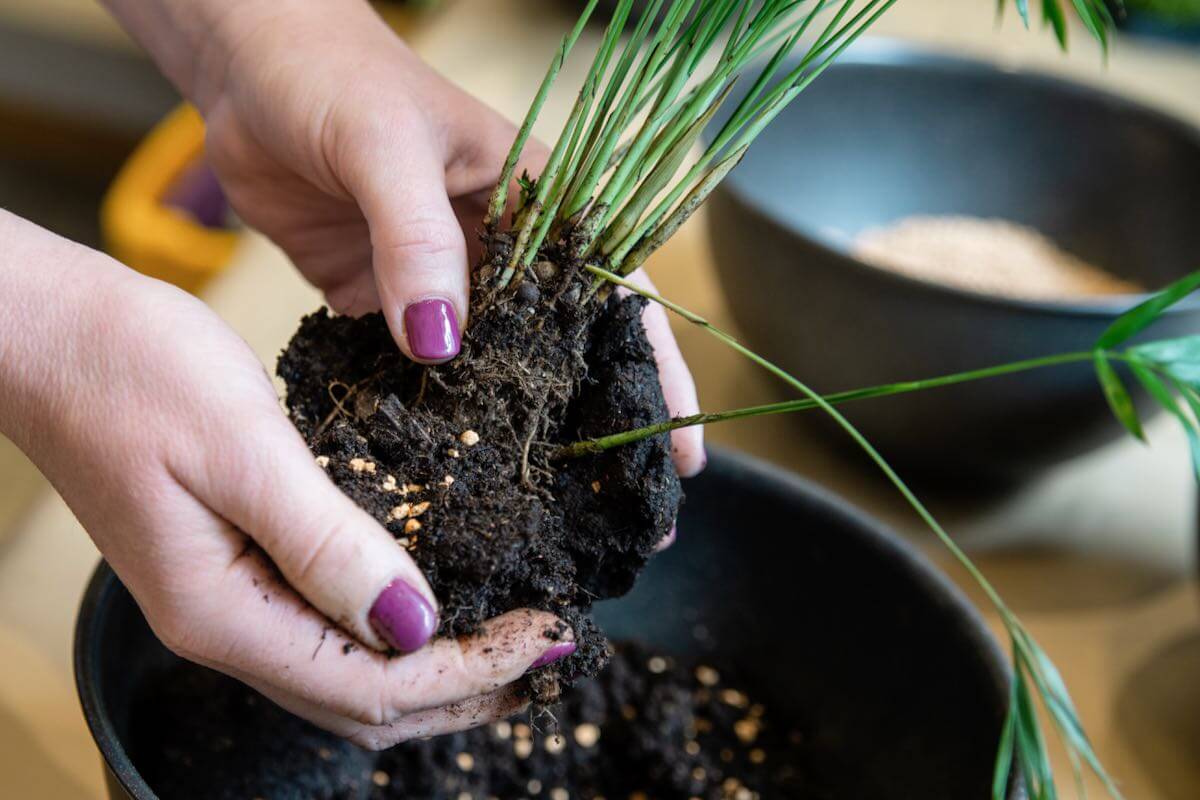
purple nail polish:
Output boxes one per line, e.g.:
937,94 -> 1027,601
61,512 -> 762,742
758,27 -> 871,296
530,641 -> 577,670
404,298 -> 460,362
369,579 -> 437,653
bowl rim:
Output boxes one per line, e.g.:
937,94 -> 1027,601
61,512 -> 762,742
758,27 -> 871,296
73,446 -> 1014,800
712,36 -> 1200,320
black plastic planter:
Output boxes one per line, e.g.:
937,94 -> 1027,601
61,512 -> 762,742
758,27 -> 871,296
76,448 -> 1016,799
707,42 -> 1200,480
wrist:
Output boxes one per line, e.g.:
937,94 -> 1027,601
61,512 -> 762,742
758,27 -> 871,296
103,0 -> 395,113
0,212 -> 126,451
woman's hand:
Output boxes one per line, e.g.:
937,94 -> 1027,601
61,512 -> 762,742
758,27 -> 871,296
0,213 -> 574,748
104,0 -> 705,476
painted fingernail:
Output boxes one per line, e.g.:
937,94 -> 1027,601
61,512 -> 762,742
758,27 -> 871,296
404,298 -> 461,362
369,579 -> 438,653
530,641 -> 577,670
655,524 -> 677,553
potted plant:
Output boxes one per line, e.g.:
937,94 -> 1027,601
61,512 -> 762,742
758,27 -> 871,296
79,1 -> 1200,798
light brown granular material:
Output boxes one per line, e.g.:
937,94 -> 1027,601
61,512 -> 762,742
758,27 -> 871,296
853,215 -> 1142,300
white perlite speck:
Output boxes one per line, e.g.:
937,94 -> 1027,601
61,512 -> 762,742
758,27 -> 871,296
853,215 -> 1142,301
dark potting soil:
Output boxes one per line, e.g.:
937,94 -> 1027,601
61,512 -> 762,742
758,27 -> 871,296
130,662 -> 376,800
277,267 -> 682,693
129,644 -> 833,800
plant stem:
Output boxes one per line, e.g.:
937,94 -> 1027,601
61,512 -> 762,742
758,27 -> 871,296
500,2 -> 635,286
556,346 -> 1107,458
484,0 -> 599,229
582,265 -> 1136,800
610,0 -> 899,271
581,265 -> 1014,617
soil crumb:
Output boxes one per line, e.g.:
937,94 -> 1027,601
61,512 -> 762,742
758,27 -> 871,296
853,215 -> 1142,300
129,644 -> 832,800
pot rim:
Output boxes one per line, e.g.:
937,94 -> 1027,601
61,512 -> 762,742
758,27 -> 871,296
75,557 -> 156,799
710,36 -> 1200,321
73,446 -> 1015,799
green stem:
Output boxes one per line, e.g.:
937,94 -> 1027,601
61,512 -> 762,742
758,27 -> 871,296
484,0 -> 599,228
579,265 -> 1107,619
610,0 -> 898,269
556,348 -> 1107,458
500,0 -> 634,285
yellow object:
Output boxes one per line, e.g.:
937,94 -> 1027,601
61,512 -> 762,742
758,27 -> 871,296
101,4 -> 440,294
101,105 -> 239,294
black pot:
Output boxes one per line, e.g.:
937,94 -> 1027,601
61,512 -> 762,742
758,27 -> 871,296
76,448 -> 1015,799
707,40 -> 1200,480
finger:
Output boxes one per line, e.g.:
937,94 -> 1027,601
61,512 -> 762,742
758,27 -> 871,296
341,117 -> 469,365
246,677 -> 528,751
654,523 -> 677,553
182,409 -> 438,654
169,539 -> 570,727
351,684 -> 528,750
622,269 -> 706,478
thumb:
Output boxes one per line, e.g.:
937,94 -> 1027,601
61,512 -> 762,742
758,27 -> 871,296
196,413 -> 441,654
347,128 -> 469,365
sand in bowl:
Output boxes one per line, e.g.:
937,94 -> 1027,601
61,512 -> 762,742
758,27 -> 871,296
129,644 -> 832,800
853,215 -> 1142,300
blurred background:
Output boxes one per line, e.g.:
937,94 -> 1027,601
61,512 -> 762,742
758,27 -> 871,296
0,0 -> 1198,797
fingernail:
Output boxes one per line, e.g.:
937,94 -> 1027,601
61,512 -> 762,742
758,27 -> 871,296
369,579 -> 438,653
530,641 -> 577,670
404,298 -> 460,362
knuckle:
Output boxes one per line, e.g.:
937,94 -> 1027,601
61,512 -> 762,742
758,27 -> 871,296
335,89 -> 420,150
379,216 -> 465,266
289,511 -> 353,589
456,637 -> 500,692
350,727 -> 401,751
470,612 -> 543,687
374,658 -> 422,723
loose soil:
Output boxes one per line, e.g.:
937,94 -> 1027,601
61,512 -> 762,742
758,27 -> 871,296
277,245 -> 682,694
130,644 -> 833,800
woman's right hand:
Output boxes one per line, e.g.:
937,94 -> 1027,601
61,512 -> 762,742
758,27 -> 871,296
100,0 -> 707,480
0,212 -> 574,748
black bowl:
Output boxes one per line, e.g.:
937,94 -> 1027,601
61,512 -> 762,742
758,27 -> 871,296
707,41 -> 1200,479
76,449 -> 1014,799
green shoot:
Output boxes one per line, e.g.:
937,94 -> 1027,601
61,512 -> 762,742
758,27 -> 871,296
486,2 -> 1132,798
484,0 -> 601,229
576,266 -> 1200,800
562,269 -> 1200,465
484,0 -> 1108,296
557,346 -> 1107,458
997,0 -> 1117,50
1095,271 -> 1200,478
